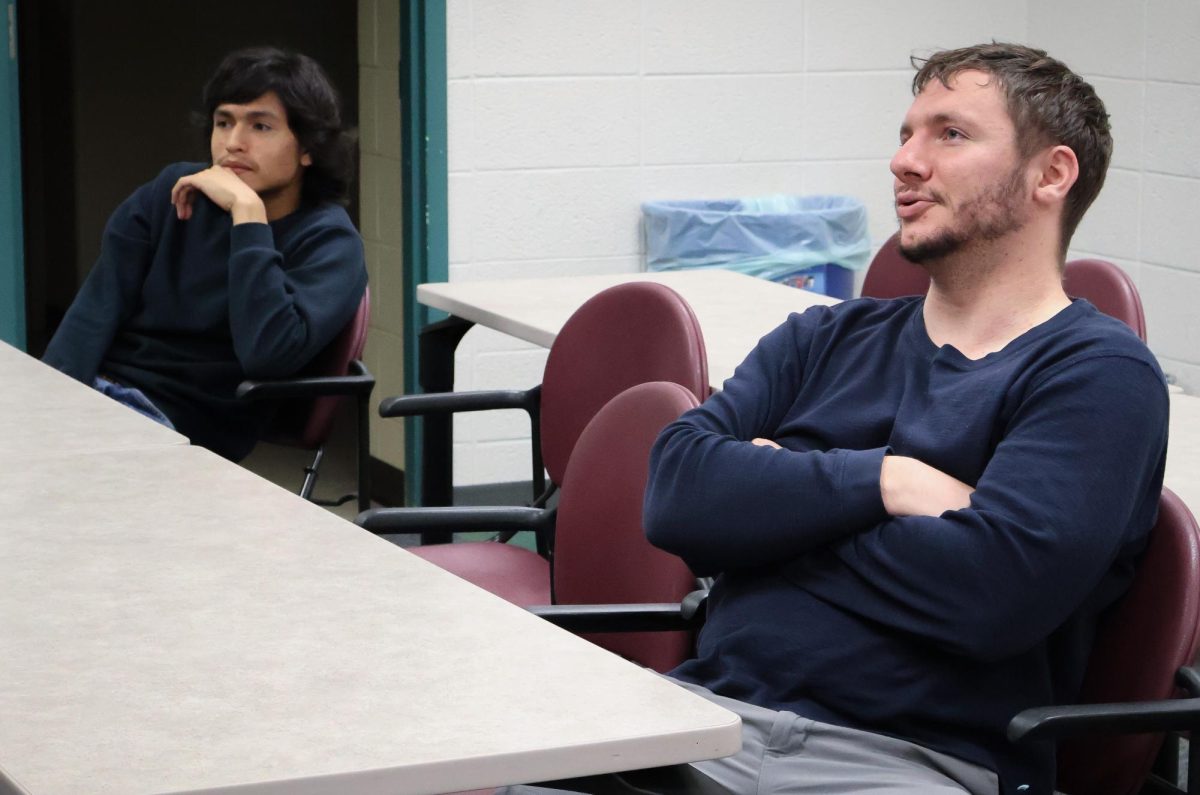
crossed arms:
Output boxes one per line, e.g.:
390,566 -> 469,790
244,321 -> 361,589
644,310 -> 1168,660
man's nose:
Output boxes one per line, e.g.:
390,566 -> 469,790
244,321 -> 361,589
225,123 -> 247,151
890,137 -> 928,182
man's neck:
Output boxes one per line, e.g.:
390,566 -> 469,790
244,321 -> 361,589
920,235 -> 1070,360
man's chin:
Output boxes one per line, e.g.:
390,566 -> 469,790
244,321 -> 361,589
897,229 -> 965,265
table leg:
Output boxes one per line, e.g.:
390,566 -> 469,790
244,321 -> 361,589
417,315 -> 474,543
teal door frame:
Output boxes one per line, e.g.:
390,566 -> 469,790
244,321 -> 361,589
1,1 -> 25,349
400,0 -> 448,505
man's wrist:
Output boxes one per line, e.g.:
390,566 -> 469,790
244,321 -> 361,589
230,196 -> 268,225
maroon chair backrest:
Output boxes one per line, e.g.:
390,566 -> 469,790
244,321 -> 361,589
1063,258 -> 1147,341
553,381 -> 701,672
294,287 -> 371,449
860,232 -> 930,299
540,281 -> 708,488
1057,489 -> 1200,795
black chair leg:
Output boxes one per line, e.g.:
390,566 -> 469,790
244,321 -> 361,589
301,446 -> 324,501
356,392 -> 371,514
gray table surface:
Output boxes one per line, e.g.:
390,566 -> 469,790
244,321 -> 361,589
0,444 -> 740,795
0,341 -> 187,459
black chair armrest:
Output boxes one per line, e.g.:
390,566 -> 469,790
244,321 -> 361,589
527,589 -> 709,634
356,504 -> 553,536
237,359 -> 376,400
378,385 -> 539,418
1008,686 -> 1200,744
1177,666 -> 1200,697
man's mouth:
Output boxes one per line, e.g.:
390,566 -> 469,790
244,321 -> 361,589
896,192 -> 935,220
223,161 -> 251,173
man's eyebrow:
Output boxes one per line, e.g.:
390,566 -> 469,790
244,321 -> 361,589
213,106 -> 283,121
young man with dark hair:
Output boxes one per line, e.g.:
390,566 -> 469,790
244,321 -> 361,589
44,47 -> 367,462
504,43 -> 1168,795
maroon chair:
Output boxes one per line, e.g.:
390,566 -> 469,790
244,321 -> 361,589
360,280 -> 709,560
1009,488 -> 1200,794
860,232 -> 930,299
540,380 -> 702,671
363,381 -> 702,673
861,234 -> 1148,342
1062,258 -> 1147,342
237,288 -> 375,512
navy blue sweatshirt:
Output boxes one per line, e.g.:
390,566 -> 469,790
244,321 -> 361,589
43,162 -> 367,461
645,297 -> 1168,794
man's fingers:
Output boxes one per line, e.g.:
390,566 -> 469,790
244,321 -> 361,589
751,437 -> 783,449
171,182 -> 195,220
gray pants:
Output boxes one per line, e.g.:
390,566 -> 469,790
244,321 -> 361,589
499,679 -> 998,795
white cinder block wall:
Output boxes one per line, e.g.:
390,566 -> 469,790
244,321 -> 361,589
445,0 -> 1197,488
1028,0 -> 1200,393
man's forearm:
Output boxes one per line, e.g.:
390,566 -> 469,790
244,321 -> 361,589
880,455 -> 975,517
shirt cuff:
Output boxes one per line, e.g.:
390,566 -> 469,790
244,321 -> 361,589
836,446 -> 890,527
229,221 -> 275,252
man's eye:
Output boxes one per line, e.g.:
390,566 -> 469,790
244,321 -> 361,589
254,123 -> 272,131
214,120 -> 229,128
944,128 -> 966,140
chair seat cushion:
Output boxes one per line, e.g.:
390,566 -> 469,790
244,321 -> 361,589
410,542 -> 551,606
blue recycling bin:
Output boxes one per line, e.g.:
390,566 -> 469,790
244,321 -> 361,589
642,195 -> 871,299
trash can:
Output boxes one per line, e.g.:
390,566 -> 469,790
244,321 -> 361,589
641,195 -> 871,299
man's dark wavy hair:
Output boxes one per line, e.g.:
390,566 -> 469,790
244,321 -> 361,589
199,46 -> 355,206
912,42 -> 1112,257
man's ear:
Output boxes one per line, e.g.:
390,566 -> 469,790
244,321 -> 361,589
301,151 -> 313,167
1032,144 -> 1078,206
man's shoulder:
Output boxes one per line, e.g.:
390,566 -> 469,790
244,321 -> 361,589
785,294 -> 921,335
1024,299 -> 1166,392
1057,299 -> 1160,367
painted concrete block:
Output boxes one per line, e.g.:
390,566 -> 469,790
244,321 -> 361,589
448,173 -> 475,265
1145,82 -> 1200,179
1142,174 -> 1200,272
1027,0 -> 1145,79
802,73 -> 913,160
447,0 -> 474,79
643,76 -> 806,164
471,169 -> 642,261
1072,168 -> 1141,261
448,80 -> 474,173
806,0 -> 1026,72
643,0 -> 805,74
358,0 -> 379,67
1147,0 -> 1200,82
1090,77 -> 1143,172
1141,264 -> 1200,364
641,163 -> 808,202
472,0 -> 640,76
473,79 -> 640,169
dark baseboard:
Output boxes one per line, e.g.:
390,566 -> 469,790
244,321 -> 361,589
366,456 -> 531,508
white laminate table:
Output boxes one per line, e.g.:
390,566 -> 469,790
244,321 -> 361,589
0,341 -> 188,459
0,444 -> 741,795
418,270 -> 837,390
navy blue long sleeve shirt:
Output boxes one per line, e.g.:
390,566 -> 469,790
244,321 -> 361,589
645,296 -> 1168,794
43,162 -> 367,461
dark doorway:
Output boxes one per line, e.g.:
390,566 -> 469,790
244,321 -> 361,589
17,0 -> 358,355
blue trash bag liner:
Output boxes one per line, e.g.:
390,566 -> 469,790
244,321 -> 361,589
642,195 -> 871,282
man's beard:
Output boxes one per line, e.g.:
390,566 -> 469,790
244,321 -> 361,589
898,165 -> 1028,265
